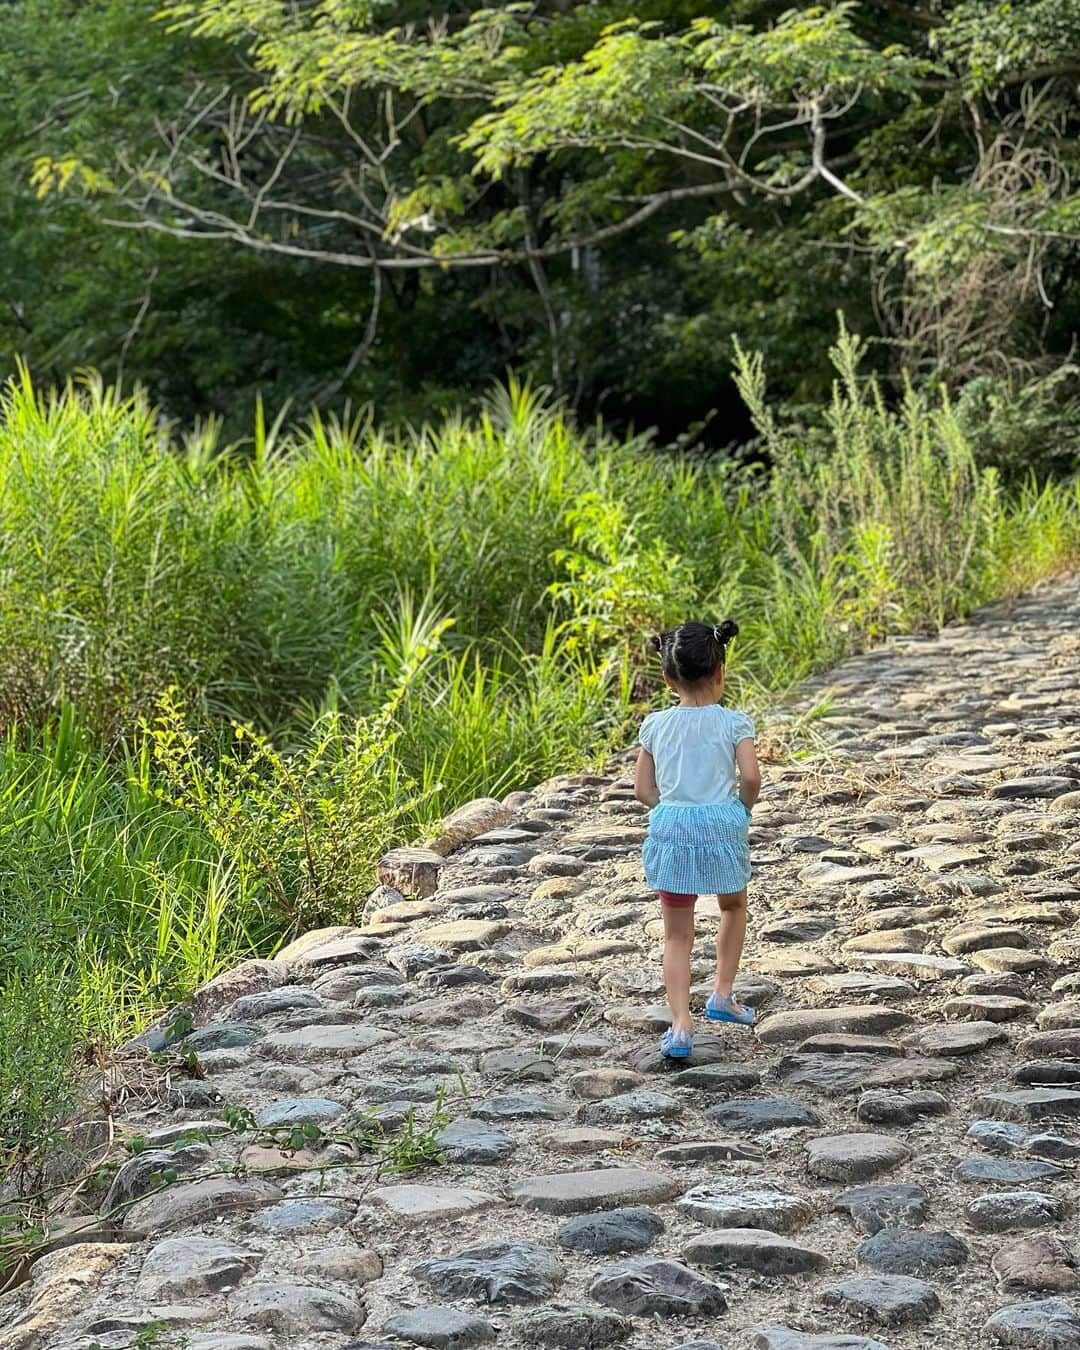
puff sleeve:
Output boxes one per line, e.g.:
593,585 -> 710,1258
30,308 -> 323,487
637,712 -> 656,754
728,709 -> 755,745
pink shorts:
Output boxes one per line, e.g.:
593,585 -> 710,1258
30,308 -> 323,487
658,890 -> 696,909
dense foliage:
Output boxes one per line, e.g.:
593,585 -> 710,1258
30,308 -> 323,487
8,1 -> 1080,440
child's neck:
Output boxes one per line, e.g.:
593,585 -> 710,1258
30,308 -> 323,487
675,687 -> 720,708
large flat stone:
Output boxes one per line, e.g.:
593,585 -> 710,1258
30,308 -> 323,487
984,1297 -> 1080,1347
678,1182 -> 813,1233
833,1184 -> 930,1235
229,1282 -> 365,1333
757,1006 -> 913,1045
511,1168 -> 681,1215
134,1237 -> 262,1300
383,1306 -> 495,1347
516,1306 -> 632,1349
368,1184 -> 499,1223
822,1274 -> 940,1326
125,1178 -> 283,1236
682,1229 -> 827,1275
415,1241 -> 565,1305
260,1024 -> 396,1061
588,1258 -> 727,1316
967,1191 -> 1065,1233
703,1097 -> 818,1132
977,1090 -> 1080,1123
806,1134 -> 911,1183
858,1228 -> 968,1275
751,1332 -> 890,1350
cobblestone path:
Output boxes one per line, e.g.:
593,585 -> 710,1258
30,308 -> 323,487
2,577 -> 1079,1350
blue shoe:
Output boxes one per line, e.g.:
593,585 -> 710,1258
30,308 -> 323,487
659,1027 -> 693,1058
705,992 -> 756,1027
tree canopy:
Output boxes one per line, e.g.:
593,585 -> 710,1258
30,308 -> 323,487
10,1 -> 1080,437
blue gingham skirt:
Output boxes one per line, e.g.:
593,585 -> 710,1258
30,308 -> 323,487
642,799 -> 752,895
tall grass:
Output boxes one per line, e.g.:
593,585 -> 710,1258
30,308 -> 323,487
1,338 -> 1078,1163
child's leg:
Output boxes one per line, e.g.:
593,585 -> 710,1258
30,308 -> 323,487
659,892 -> 696,1034
714,888 -> 749,1011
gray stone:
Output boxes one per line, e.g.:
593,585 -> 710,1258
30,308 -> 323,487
1016,1063 -> 1080,1087
821,1274 -> 940,1325
102,1145 -> 210,1211
556,1207 -> 665,1254
904,1020 -> 1006,1056
387,943 -> 450,979
474,1093 -> 565,1121
419,964 -> 495,990
435,1118 -> 516,1164
833,1184 -> 930,1234
657,1139 -> 764,1165
512,1168 -> 680,1214
806,972 -> 915,1000
678,1182 -> 813,1233
704,1097 -> 818,1132
629,1035 -> 730,1075
254,1096 -> 345,1128
979,1090 -> 1080,1123
504,1004 -> 591,1031
229,1282 -> 365,1333
368,1184 -> 498,1223
588,1257 -> 727,1316
182,1021 -> 266,1052
858,1228 -> 968,1275
957,1158 -> 1066,1185
516,1305 -> 632,1349
124,1177 -> 283,1236
806,1133 -> 910,1183
416,1240 -> 565,1305
985,1298 -> 1080,1348
1028,1134 -> 1080,1161
226,989 -> 323,1019
967,1191 -> 1065,1233
856,1090 -> 949,1125
261,1023 -> 396,1061
134,1236 -> 262,1300
993,777 -> 1075,799
757,1006 -> 913,1045
967,1120 -> 1030,1154
580,1089 -> 681,1123
751,1332 -> 890,1350
185,1338 -> 275,1350
682,1228 -> 827,1275
245,1198 -> 354,1233
382,1307 -> 495,1348
479,1049 -> 554,1081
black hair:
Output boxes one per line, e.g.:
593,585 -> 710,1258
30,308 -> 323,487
651,619 -> 738,685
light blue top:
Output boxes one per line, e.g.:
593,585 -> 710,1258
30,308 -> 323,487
637,704 -> 755,806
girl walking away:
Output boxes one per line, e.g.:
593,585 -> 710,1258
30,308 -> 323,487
634,620 -> 761,1058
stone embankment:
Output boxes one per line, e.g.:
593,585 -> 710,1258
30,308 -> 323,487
2,577 -> 1079,1350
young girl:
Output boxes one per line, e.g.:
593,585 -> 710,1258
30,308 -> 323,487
634,619 -> 761,1058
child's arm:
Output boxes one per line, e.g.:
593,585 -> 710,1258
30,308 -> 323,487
736,738 -> 761,810
634,747 -> 660,807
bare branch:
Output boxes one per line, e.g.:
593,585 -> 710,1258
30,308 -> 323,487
314,266 -> 383,404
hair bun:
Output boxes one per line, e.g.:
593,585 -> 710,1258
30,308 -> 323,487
651,633 -> 663,652
713,619 -> 739,644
